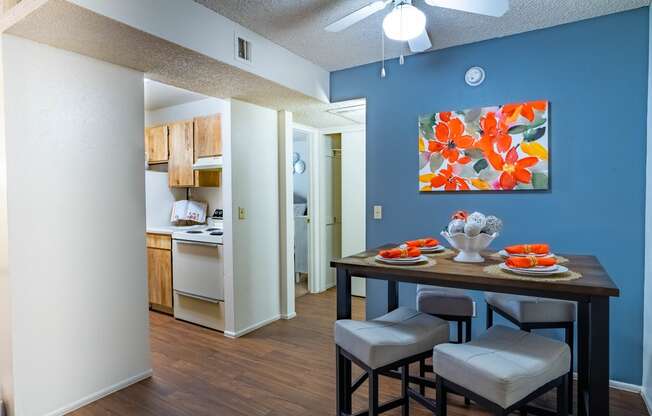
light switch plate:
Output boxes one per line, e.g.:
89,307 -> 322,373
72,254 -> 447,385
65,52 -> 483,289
373,205 -> 382,220
238,207 -> 246,220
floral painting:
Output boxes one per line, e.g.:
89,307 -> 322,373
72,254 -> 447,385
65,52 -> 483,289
418,101 -> 549,192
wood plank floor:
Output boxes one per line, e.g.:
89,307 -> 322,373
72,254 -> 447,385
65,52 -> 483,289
73,290 -> 648,416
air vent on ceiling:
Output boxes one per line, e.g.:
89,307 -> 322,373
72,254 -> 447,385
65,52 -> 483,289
235,34 -> 252,64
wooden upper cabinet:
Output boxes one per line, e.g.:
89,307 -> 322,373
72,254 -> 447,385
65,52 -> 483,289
145,125 -> 169,164
194,114 -> 222,158
168,121 -> 195,188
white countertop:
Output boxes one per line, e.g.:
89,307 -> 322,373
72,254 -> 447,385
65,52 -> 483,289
146,224 -> 203,235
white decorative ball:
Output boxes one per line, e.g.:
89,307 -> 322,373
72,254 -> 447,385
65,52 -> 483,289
467,212 -> 487,228
464,221 -> 483,237
448,219 -> 465,235
482,215 -> 503,235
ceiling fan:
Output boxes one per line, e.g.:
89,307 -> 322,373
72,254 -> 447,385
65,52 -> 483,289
325,0 -> 509,53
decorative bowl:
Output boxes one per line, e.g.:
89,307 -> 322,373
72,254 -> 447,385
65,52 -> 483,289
440,231 -> 498,263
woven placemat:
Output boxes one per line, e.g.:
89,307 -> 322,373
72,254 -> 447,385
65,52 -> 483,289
364,256 -> 437,269
487,252 -> 570,264
483,264 -> 582,282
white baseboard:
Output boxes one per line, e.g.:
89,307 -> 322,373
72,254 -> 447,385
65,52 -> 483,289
224,314 -> 280,338
573,372 -> 641,393
610,379 -> 641,393
44,369 -> 153,416
642,387 -> 651,415
281,312 -> 296,320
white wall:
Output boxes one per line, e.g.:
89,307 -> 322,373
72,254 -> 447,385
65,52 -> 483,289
68,0 -> 329,103
279,111 -> 295,319
643,5 -> 652,411
145,96 -> 230,216
0,34 -> 13,416
227,100 -> 280,336
0,35 -> 151,416
145,96 -> 229,128
341,129 -> 366,297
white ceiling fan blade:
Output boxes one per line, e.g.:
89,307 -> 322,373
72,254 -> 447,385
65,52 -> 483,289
325,1 -> 390,32
409,30 -> 432,53
424,0 -> 509,17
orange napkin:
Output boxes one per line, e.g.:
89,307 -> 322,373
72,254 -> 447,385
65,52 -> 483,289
452,210 -> 468,220
505,244 -> 550,255
506,256 -> 557,269
380,247 -> 421,259
406,238 -> 439,248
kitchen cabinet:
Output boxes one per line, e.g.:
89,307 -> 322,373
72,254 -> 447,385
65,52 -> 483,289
168,121 -> 195,187
147,113 -> 221,188
147,233 -> 173,314
145,125 -> 169,164
194,114 -> 222,158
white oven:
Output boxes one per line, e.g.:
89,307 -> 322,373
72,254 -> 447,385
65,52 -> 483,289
172,226 -> 225,331
172,239 -> 224,302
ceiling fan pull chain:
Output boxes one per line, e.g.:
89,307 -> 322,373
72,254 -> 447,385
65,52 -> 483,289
380,30 -> 386,78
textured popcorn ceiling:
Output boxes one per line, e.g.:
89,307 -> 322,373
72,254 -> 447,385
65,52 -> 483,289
1,0 -> 359,127
193,0 -> 650,71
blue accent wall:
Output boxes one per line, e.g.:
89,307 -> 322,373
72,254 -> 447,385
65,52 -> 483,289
330,8 -> 649,384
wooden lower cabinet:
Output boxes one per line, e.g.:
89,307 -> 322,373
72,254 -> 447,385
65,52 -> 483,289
147,233 -> 173,314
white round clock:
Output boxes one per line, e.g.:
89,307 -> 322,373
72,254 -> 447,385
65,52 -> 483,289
465,66 -> 485,87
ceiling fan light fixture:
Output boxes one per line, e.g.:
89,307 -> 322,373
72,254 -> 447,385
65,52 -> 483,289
382,3 -> 426,41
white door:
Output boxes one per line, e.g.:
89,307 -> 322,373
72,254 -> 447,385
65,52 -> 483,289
341,130 -> 366,297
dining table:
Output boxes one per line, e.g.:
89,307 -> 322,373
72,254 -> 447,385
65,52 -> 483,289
331,245 -> 620,416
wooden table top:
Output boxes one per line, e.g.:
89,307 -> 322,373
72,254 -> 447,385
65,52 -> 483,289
331,245 -> 620,300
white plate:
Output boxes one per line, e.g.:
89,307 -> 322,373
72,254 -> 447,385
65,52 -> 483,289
499,263 -> 569,276
509,264 -> 559,272
400,244 -> 445,253
375,255 -> 428,265
377,255 -> 423,263
499,249 -> 554,258
421,245 -> 446,253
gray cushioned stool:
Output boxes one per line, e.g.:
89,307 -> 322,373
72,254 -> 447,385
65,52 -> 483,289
335,307 -> 449,416
433,325 -> 571,416
485,292 -> 576,413
417,284 -> 475,343
416,284 -> 475,400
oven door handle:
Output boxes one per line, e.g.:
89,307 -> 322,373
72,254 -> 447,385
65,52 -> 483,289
175,290 -> 221,303
174,239 -> 221,248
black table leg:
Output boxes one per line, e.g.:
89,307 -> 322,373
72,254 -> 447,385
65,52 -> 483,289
577,302 -> 589,416
587,296 -> 610,416
337,267 -> 352,320
388,280 -> 399,312
336,267 -> 352,415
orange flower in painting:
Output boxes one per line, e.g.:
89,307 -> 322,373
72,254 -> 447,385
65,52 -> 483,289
501,101 -> 547,123
487,147 -> 539,190
429,116 -> 473,164
430,166 -> 470,191
477,111 -> 512,154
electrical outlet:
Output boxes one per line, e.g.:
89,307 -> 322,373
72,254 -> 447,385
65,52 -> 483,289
373,205 -> 382,220
238,207 -> 246,220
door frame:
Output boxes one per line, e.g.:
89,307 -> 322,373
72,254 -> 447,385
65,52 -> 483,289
292,123 -> 366,295
293,123 -> 322,294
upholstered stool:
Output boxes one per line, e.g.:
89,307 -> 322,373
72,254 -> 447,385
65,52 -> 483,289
485,292 -> 576,413
417,284 -> 475,343
335,307 -> 449,416
416,284 -> 475,398
433,325 -> 570,416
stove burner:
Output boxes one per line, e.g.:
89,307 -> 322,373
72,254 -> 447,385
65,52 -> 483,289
210,231 -> 223,236
206,228 -> 221,232
186,230 -> 203,234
